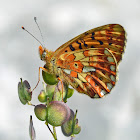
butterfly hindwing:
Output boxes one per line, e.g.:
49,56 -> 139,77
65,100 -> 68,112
56,48 -> 117,98
53,24 -> 126,98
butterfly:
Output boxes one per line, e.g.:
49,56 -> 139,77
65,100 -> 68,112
39,24 -> 126,98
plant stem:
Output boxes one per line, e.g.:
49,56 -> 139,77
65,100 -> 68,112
74,110 -> 78,119
53,126 -> 57,140
27,101 -> 35,106
45,122 -> 57,140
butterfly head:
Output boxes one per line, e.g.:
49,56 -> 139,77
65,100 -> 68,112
39,46 -> 47,61
39,46 -> 53,61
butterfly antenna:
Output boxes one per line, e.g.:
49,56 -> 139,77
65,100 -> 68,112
34,17 -> 45,47
21,26 -> 44,47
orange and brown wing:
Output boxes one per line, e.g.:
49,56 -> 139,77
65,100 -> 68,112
56,48 -> 117,98
54,24 -> 126,64
53,24 -> 126,98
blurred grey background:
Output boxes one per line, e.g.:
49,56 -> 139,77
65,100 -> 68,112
0,0 -> 140,140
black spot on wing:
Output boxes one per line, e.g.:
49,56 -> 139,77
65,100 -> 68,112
76,41 -> 82,49
91,45 -> 94,48
85,32 -> 88,35
84,41 -> 88,47
92,32 -> 95,36
69,45 -> 75,51
109,43 -> 112,45
98,40 -> 103,45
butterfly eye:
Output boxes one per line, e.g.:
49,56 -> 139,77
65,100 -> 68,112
41,51 -> 46,60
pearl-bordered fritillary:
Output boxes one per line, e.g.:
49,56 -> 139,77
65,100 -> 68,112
39,24 -> 126,98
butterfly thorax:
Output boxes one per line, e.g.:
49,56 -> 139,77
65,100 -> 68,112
39,46 -> 62,78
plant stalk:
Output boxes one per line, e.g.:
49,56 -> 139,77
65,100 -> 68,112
53,126 -> 57,140
45,122 -> 57,140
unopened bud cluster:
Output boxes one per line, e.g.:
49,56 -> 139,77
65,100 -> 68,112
18,70 -> 81,139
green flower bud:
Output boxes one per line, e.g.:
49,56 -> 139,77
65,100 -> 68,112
46,85 -> 56,101
73,119 -> 81,135
53,81 -> 68,102
61,110 -> 74,136
67,88 -> 74,98
61,110 -> 81,136
46,101 -> 71,126
18,78 -> 32,105
38,90 -> 47,103
34,104 -> 47,121
29,116 -> 36,140
23,80 -> 32,101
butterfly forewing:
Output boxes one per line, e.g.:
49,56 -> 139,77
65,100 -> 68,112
53,24 -> 126,98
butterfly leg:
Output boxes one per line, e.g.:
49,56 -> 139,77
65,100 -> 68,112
58,77 -> 64,102
32,67 -> 48,92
